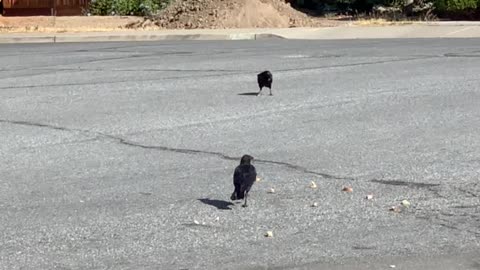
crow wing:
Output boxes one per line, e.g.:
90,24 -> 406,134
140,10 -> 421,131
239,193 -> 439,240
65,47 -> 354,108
233,164 -> 257,199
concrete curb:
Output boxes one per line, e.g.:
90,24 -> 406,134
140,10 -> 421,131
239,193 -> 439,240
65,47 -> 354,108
0,32 -> 286,43
0,34 -> 239,43
1,24 -> 480,43
55,34 -> 234,42
0,36 -> 56,43
254,33 -> 286,40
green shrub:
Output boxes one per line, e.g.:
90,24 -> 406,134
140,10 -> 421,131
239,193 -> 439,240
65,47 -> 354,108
291,0 -> 395,14
88,0 -> 170,16
434,0 -> 477,13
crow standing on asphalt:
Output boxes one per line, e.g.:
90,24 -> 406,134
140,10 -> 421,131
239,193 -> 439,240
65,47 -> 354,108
257,70 -> 273,96
231,154 -> 257,207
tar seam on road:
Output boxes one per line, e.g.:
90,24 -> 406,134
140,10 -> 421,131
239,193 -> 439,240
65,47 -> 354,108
0,55 -> 441,90
0,118 -> 353,180
370,178 -> 440,188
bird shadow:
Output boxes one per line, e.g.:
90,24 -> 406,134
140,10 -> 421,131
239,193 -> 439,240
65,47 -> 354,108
237,92 -> 259,96
198,198 -> 234,210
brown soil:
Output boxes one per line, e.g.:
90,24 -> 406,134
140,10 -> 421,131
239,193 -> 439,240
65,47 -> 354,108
127,0 -> 349,29
0,0 -> 350,33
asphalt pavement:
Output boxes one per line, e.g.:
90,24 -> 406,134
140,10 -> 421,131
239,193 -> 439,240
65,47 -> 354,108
1,39 -> 480,270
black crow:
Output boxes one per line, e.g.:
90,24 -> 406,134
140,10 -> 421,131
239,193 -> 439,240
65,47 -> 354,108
230,154 -> 257,207
257,70 -> 273,96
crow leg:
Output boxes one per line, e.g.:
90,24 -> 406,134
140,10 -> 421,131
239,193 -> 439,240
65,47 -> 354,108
257,86 -> 263,96
269,87 -> 273,96
242,192 -> 248,207
230,191 -> 237,201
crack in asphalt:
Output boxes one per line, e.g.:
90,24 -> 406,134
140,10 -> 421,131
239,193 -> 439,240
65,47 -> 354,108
0,118 -> 351,180
456,187 -> 479,198
370,178 -> 440,188
0,119 -> 85,133
0,52 -> 165,69
0,55 -> 438,90
277,56 -> 439,73
444,52 -> 480,58
416,214 -> 479,236
0,71 -> 240,90
100,137 -> 353,180
451,204 -> 480,209
254,158 -> 346,179
370,178 -> 446,198
28,68 -> 244,73
0,68 -> 244,81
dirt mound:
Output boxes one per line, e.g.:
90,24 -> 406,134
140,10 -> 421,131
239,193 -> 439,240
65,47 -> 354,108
127,0 -> 347,29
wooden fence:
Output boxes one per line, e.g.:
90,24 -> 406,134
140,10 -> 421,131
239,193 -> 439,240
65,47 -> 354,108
2,0 -> 89,16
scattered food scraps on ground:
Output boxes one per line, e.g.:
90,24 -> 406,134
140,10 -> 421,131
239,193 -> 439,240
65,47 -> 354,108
401,199 -> 411,208
265,231 -> 274,237
267,188 -> 275,193
389,206 -> 401,213
366,194 -> 374,200
342,186 -> 353,192
310,181 -> 317,189
311,202 -> 319,207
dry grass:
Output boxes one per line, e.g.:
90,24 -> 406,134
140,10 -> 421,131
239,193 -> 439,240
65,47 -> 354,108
0,26 -> 165,33
353,18 -> 416,26
0,15 -> 423,33
0,16 -> 160,33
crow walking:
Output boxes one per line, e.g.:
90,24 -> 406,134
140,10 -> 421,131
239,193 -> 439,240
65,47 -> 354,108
231,154 -> 257,207
257,70 -> 273,96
